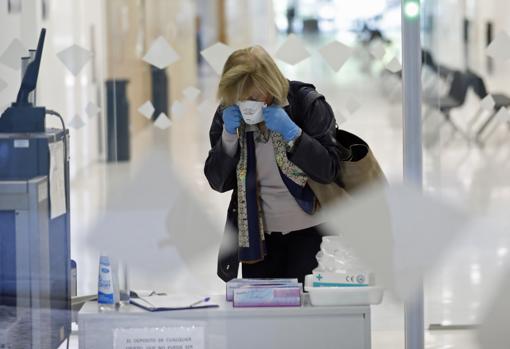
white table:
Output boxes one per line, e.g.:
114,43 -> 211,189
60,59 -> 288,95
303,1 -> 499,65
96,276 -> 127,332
78,295 -> 371,349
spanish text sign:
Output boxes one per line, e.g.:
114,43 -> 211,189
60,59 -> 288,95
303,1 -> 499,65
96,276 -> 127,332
114,326 -> 205,349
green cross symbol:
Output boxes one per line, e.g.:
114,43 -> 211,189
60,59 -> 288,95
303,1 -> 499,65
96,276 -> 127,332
316,274 -> 323,281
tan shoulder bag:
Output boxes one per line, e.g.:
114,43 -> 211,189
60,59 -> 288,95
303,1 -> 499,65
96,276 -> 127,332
308,129 -> 386,207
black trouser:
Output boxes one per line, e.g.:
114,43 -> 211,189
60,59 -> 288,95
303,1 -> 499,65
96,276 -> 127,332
242,225 -> 324,284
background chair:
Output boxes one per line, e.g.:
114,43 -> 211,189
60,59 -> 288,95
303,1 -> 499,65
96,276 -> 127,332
422,49 -> 456,79
466,71 -> 510,143
423,70 -> 472,140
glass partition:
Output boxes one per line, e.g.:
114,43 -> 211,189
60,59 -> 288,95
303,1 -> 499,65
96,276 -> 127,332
0,1 -> 406,348
421,0 -> 510,348
8,1 -> 509,348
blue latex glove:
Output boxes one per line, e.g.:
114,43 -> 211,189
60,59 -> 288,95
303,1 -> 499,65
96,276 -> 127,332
222,105 -> 242,135
263,105 -> 301,142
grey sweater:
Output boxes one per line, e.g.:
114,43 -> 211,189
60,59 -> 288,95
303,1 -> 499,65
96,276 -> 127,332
221,127 -> 323,234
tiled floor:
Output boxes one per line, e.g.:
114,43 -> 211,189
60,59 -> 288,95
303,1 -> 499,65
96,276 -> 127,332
64,33 -> 510,348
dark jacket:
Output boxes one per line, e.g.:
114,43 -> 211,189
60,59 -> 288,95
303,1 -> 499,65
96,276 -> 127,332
204,80 -> 342,282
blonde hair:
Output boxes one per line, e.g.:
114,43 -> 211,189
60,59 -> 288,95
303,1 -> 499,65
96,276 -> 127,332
217,46 -> 289,106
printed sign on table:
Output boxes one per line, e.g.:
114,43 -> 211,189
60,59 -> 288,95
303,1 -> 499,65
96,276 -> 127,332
114,326 -> 205,349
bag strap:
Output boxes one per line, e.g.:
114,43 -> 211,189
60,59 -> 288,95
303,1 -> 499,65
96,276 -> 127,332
302,89 -> 324,119
299,88 -> 351,160
300,87 -> 348,131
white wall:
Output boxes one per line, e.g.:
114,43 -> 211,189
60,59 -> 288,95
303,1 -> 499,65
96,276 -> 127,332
484,0 -> 510,86
225,0 -> 278,49
423,0 -> 465,70
39,0 -> 107,176
196,0 -> 220,48
423,0 -> 510,83
0,0 -> 107,178
0,2 -> 23,112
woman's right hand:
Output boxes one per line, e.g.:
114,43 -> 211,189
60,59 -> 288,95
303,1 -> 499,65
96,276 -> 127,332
222,105 -> 242,135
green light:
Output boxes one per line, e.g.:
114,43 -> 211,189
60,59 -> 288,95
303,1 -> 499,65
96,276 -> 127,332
404,1 -> 420,19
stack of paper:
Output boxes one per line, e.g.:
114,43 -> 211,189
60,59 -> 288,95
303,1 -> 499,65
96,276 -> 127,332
225,278 -> 298,301
130,295 -> 218,312
233,284 -> 302,308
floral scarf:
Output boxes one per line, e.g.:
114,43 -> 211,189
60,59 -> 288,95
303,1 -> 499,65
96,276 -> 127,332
236,124 -> 315,263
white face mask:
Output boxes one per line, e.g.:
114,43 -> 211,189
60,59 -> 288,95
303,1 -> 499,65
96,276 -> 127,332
237,100 -> 266,125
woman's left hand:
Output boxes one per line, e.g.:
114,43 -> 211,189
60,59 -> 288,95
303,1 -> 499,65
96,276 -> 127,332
263,105 -> 301,142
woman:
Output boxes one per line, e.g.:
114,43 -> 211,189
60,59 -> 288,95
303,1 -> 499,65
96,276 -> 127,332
204,46 -> 342,284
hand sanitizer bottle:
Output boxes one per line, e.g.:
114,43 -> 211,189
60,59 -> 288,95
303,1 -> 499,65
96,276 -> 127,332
98,255 -> 115,311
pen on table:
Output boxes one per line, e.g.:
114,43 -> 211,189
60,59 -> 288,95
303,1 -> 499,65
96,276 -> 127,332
189,297 -> 210,307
